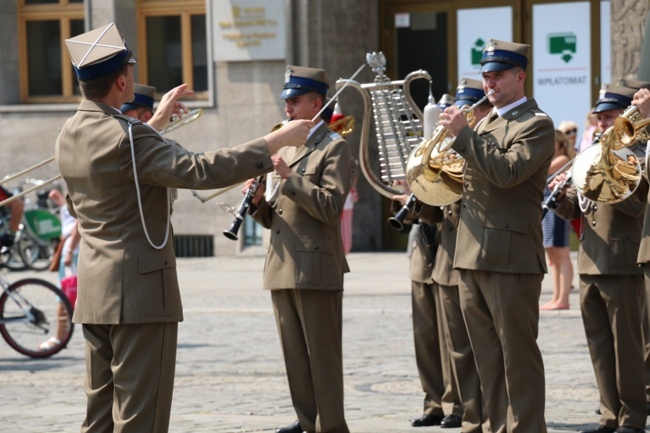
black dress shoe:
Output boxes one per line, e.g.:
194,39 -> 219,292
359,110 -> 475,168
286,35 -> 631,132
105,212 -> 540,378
615,427 -> 645,433
440,414 -> 462,428
410,413 -> 444,427
275,420 -> 302,433
580,426 -> 615,433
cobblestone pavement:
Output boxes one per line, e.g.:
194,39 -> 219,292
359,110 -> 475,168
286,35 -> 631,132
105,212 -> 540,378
0,252 -> 647,432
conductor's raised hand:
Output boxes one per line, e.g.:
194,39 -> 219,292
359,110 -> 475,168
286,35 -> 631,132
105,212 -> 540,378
148,84 -> 194,131
264,119 -> 314,155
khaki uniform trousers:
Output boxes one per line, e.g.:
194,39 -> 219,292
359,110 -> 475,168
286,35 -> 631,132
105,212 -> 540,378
459,270 -> 547,433
643,269 -> 650,410
81,322 -> 178,433
271,289 -> 349,433
580,274 -> 646,430
439,283 -> 490,433
411,280 -> 461,418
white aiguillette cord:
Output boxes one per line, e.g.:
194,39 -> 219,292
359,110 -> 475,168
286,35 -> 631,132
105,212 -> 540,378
266,63 -> 367,202
127,120 -> 171,250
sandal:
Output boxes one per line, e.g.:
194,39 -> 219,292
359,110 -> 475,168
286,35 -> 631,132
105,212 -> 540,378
38,337 -> 61,350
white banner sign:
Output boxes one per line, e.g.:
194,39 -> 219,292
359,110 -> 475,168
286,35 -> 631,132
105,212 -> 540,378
532,2 -> 591,130
457,7 -> 513,79
211,0 -> 286,61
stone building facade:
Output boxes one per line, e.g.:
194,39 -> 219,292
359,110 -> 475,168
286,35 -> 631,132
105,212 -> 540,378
0,0 -> 648,256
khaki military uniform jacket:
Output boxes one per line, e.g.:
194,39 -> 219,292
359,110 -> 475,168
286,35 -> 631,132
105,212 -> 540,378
451,99 -> 555,274
56,100 -> 273,324
636,145 -> 650,265
556,143 -> 647,275
389,201 -> 442,284
432,201 -> 461,287
251,122 -> 353,290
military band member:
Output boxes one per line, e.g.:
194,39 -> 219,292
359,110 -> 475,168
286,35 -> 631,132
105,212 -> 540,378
55,23 -> 311,433
551,84 -> 648,433
632,83 -> 650,416
389,196 -> 462,428
248,66 -> 354,433
121,83 -> 156,122
434,78 -> 492,433
439,39 -> 554,432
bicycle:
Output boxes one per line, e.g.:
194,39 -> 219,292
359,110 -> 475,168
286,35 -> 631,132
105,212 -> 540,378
0,184 -> 61,271
0,265 -> 74,358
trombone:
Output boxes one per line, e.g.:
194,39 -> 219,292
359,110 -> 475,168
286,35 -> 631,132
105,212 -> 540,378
0,157 -> 61,207
0,108 -> 206,208
159,108 -> 204,134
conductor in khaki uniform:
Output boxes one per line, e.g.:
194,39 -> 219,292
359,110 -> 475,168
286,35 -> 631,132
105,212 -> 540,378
249,66 -> 354,433
55,23 -> 311,433
439,39 -> 555,432
551,84 -> 647,433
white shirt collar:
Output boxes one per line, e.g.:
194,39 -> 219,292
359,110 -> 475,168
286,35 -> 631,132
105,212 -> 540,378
307,119 -> 325,140
496,96 -> 527,117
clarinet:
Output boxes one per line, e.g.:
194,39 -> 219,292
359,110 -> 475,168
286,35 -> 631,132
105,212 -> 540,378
388,193 -> 417,231
223,176 -> 263,241
542,171 -> 572,219
542,132 -> 602,218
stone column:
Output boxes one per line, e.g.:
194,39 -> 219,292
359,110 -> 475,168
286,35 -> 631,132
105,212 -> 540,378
611,0 -> 649,81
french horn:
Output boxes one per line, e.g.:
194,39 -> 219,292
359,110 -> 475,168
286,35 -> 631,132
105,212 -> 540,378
571,105 -> 649,204
405,90 -> 493,206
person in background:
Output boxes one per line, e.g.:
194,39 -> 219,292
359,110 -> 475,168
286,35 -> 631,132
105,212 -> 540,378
558,120 -> 579,152
340,161 -> 358,255
0,186 -> 25,248
438,39 -> 554,433
578,108 -> 599,152
40,187 -> 81,350
540,130 -> 575,311
56,22 -> 311,433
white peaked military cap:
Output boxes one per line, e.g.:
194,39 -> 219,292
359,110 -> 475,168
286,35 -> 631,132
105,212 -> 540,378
65,22 -> 136,80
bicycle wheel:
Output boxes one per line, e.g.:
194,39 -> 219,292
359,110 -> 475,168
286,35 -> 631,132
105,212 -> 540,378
0,278 -> 74,358
17,236 -> 57,271
0,245 -> 27,271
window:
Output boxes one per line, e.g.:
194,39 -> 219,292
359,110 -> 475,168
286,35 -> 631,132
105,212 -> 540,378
243,214 -> 263,246
138,0 -> 208,100
18,0 -> 85,103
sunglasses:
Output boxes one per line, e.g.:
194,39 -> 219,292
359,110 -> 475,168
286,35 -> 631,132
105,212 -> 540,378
564,128 -> 577,135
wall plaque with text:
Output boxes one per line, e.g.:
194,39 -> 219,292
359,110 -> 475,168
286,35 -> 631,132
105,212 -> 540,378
211,0 -> 286,61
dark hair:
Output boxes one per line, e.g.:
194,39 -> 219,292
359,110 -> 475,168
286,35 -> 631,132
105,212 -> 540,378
78,60 -> 131,99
